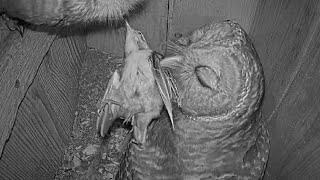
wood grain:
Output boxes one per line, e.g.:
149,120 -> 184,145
0,29 -> 55,157
0,17 -> 11,43
0,34 -> 86,180
265,21 -> 320,180
250,0 -> 320,179
166,0 -> 258,53
86,0 -> 169,56
250,0 -> 320,121
38,34 -> 87,143
0,77 -> 66,180
87,0 -> 258,56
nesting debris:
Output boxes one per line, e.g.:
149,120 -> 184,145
54,48 -> 129,180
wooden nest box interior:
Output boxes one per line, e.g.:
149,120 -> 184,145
1,0 -> 320,179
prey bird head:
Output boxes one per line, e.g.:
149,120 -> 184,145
125,20 -> 149,56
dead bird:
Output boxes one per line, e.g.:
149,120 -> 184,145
0,0 -> 146,26
96,21 -> 174,146
117,20 -> 270,179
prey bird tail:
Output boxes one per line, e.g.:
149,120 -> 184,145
149,51 -> 175,130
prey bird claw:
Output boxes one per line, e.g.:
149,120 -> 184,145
123,108 -> 144,125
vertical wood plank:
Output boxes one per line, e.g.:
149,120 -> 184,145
0,18 -> 11,43
0,33 -> 86,180
0,29 -> 55,157
249,0 -> 320,121
264,22 -> 320,180
86,0 -> 169,56
167,0 -> 258,46
0,77 -> 66,180
38,34 -> 87,143
250,0 -> 320,179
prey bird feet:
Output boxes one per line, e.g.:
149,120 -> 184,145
122,108 -> 144,125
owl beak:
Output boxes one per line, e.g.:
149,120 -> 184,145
160,56 -> 183,68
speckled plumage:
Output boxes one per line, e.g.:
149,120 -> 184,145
117,20 -> 270,180
0,0 -> 146,25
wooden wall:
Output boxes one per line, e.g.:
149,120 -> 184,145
87,0 -> 169,56
0,28 -> 55,157
250,0 -> 320,179
0,27 -> 86,180
166,0 -> 258,46
86,0 -> 258,56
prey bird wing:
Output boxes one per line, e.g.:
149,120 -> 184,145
149,52 -> 175,129
97,70 -> 124,137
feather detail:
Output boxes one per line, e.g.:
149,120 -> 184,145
117,20 -> 269,180
149,51 -> 175,130
0,0 -> 146,25
96,70 -> 124,137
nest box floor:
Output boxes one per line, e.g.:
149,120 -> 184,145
54,48 -> 128,180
